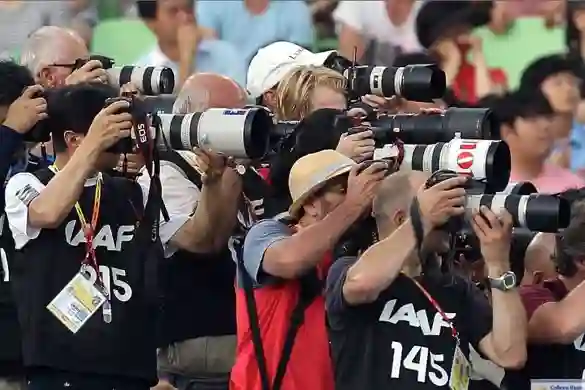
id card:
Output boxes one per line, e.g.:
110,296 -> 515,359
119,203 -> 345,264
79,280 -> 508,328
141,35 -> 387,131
47,271 -> 107,333
449,345 -> 470,390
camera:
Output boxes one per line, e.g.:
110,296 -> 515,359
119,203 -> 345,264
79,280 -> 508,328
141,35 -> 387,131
78,55 -> 175,95
427,170 -> 571,233
375,138 -> 511,193
344,64 -> 447,103
345,108 -> 498,145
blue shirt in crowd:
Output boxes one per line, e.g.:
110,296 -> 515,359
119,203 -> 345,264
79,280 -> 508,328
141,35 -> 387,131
570,121 -> 585,172
137,39 -> 247,89
196,0 -> 314,66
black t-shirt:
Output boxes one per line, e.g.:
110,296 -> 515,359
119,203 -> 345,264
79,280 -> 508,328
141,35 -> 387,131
326,256 -> 493,390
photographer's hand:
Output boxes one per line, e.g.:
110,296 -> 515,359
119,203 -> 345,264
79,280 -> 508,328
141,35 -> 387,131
2,85 -> 48,134
361,95 -> 400,114
65,60 -> 108,86
471,206 -> 513,270
192,148 -> 229,185
336,130 -> 375,162
343,161 -> 388,212
416,176 -> 467,233
83,100 -> 133,152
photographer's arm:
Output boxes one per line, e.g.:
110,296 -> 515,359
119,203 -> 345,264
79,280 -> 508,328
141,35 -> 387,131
524,280 -> 585,344
261,202 -> 363,279
342,219 -> 420,305
170,172 -> 241,254
24,141 -> 100,229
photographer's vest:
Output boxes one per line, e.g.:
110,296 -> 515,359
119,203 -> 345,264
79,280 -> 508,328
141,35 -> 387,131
0,213 -> 23,377
12,168 -> 160,381
0,154 -> 47,377
157,153 -> 266,347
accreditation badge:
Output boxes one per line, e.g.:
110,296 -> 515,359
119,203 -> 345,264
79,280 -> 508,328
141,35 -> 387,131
449,344 -> 471,390
46,268 -> 107,333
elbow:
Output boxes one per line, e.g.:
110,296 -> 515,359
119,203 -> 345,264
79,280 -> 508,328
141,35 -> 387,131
263,253 -> 309,280
342,270 -> 380,305
28,204 -> 62,229
497,348 -> 527,370
556,317 -> 584,344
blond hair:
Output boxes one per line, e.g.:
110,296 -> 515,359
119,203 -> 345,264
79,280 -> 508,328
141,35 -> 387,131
274,65 -> 346,121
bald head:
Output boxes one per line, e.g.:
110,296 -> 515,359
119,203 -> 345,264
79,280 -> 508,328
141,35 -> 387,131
373,170 -> 429,232
523,232 -> 557,283
173,73 -> 247,114
20,26 -> 87,80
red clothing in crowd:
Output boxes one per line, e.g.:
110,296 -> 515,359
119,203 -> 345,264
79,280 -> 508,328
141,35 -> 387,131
230,255 -> 334,390
452,61 -> 507,104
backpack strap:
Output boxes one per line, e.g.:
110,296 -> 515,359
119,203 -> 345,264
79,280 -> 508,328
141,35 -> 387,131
236,225 -> 322,390
158,150 -> 203,189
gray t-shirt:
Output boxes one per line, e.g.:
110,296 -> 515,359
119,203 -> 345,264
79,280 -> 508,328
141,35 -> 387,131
0,1 -> 97,59
239,219 -> 293,287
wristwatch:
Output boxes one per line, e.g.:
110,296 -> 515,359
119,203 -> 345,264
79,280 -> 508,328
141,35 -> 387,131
488,271 -> 517,291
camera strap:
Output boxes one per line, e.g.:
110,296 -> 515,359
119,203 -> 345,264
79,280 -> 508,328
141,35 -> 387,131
237,241 -> 322,390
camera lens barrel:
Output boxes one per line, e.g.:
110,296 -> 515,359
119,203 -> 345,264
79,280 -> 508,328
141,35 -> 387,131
158,108 -> 273,159
465,194 -> 571,232
393,139 -> 510,192
499,182 -> 538,195
370,108 -> 498,145
107,66 -> 175,95
348,64 -> 446,102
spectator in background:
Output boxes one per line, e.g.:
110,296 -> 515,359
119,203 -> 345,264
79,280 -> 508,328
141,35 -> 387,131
416,0 -> 507,104
333,0 -> 423,66
495,89 -> 584,193
505,207 -> 585,389
0,0 -> 96,59
196,0 -> 314,67
19,26 -> 108,88
519,54 -> 583,173
137,0 -> 246,90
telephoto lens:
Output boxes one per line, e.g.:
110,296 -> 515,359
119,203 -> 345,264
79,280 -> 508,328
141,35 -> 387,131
364,108 -> 498,145
499,182 -> 537,196
465,193 -> 571,232
345,64 -> 446,102
156,108 -> 274,159
375,139 -> 511,192
106,66 -> 175,95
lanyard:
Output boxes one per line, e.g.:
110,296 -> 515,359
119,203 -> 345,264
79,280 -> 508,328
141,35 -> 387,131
409,276 -> 460,343
49,165 -> 103,274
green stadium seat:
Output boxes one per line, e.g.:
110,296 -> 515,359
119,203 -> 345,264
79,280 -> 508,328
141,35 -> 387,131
91,19 -> 156,65
472,17 -> 565,90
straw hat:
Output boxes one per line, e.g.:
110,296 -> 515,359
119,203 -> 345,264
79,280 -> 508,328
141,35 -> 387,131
288,150 -> 356,218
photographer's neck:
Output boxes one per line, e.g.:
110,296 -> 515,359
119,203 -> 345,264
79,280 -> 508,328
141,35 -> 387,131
53,153 -> 98,179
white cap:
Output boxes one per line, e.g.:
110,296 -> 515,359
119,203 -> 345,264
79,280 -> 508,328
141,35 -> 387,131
246,41 -> 337,99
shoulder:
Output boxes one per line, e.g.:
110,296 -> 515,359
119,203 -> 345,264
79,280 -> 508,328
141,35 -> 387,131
520,281 -> 560,319
5,172 -> 45,205
246,219 -> 292,240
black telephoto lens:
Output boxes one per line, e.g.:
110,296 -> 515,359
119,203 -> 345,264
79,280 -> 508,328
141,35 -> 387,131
371,108 -> 497,145
347,64 -> 446,102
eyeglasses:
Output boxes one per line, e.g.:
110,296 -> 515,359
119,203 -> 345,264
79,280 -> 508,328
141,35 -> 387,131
49,58 -> 87,70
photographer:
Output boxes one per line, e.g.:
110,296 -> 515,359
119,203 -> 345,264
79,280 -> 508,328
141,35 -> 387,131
233,150 -> 386,390
326,170 -> 527,389
505,204 -> 585,388
139,72 -> 265,390
0,61 -> 47,390
247,41 -> 392,112
20,26 -> 108,88
4,83 -> 160,389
